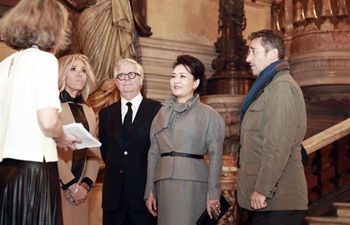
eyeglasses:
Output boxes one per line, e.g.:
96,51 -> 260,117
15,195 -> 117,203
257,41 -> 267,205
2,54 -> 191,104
115,72 -> 140,81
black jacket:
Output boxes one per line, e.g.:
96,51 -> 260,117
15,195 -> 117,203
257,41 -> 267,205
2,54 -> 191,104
99,97 -> 161,211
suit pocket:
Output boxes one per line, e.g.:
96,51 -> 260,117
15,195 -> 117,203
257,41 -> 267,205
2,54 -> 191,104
244,163 -> 260,176
244,102 -> 264,131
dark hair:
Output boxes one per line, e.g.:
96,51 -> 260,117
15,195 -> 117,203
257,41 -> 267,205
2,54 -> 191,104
248,29 -> 285,59
172,54 -> 206,93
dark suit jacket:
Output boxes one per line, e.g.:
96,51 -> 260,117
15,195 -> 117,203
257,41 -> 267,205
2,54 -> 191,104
99,97 -> 161,212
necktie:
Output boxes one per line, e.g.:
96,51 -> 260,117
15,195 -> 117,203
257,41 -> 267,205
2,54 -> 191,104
123,102 -> 133,137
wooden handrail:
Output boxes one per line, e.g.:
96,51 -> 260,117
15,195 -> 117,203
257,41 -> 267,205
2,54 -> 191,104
302,118 -> 350,155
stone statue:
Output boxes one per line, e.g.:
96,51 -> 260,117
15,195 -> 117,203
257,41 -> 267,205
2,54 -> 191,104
78,0 -> 137,112
59,0 -> 151,120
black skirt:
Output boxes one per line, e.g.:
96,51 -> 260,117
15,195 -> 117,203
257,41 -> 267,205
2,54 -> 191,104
0,158 -> 63,225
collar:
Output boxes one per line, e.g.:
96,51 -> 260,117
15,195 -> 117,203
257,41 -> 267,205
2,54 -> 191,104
60,90 -> 85,104
163,94 -> 199,113
121,93 -> 143,108
240,59 -> 289,122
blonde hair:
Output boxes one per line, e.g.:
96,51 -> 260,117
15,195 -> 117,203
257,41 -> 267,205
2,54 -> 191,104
113,58 -> 144,79
58,54 -> 96,101
0,0 -> 70,52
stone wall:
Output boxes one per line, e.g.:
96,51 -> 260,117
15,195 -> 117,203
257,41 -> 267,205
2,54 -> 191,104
0,1 -> 273,224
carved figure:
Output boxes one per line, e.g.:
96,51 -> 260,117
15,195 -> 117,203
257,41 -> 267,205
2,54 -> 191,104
60,0 -> 151,117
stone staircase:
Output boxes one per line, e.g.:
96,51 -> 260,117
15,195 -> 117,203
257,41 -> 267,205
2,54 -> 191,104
301,181 -> 350,225
305,202 -> 350,225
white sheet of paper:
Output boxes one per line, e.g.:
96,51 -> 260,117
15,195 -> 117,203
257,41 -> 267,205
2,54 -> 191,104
63,123 -> 101,149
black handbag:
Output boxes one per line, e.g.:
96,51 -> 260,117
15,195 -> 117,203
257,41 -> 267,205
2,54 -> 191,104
196,195 -> 231,225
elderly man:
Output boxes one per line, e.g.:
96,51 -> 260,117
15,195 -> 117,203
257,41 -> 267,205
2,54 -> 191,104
99,58 -> 160,225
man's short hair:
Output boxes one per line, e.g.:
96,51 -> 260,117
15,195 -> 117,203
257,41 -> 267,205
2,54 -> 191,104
248,29 -> 285,59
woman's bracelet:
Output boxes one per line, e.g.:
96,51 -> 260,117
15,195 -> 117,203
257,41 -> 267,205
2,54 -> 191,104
71,184 -> 79,196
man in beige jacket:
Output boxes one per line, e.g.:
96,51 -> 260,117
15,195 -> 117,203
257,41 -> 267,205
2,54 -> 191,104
236,29 -> 308,225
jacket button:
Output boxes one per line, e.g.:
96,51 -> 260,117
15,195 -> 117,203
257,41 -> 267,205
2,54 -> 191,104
120,170 -> 123,173
124,151 -> 128,155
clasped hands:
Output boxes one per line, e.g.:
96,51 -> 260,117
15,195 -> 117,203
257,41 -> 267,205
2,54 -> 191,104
64,183 -> 89,206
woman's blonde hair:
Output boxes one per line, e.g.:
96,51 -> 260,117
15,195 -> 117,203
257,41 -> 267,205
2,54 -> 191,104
0,0 -> 70,52
58,54 -> 96,101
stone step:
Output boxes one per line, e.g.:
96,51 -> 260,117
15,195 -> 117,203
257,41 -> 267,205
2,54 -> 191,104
333,202 -> 350,218
305,216 -> 350,225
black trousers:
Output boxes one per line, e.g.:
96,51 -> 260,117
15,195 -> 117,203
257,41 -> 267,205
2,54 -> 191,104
103,185 -> 157,225
248,210 -> 305,225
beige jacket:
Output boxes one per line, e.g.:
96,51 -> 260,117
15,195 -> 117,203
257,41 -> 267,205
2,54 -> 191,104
237,71 -> 308,211
58,100 -> 101,225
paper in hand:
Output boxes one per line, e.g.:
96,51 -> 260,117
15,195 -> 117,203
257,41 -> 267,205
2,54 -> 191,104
63,123 -> 101,149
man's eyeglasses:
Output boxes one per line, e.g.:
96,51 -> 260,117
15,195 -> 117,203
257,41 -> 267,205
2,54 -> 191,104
115,72 -> 140,81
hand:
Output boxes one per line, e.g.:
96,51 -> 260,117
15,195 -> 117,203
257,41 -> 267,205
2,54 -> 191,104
145,191 -> 157,217
68,184 -> 88,205
63,189 -> 74,202
55,133 -> 82,151
206,193 -> 220,219
80,182 -> 90,192
250,191 -> 267,210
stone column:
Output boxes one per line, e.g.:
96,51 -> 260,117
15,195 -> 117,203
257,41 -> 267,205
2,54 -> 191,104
207,0 -> 255,95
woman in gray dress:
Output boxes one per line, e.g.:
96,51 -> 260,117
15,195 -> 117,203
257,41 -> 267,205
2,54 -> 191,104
145,54 -> 225,224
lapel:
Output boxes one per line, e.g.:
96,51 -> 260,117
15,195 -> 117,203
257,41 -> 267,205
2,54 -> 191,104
130,98 -> 150,133
109,101 -> 124,140
153,105 -> 171,134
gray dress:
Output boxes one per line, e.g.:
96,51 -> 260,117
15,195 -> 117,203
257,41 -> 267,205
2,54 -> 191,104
145,94 -> 225,225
